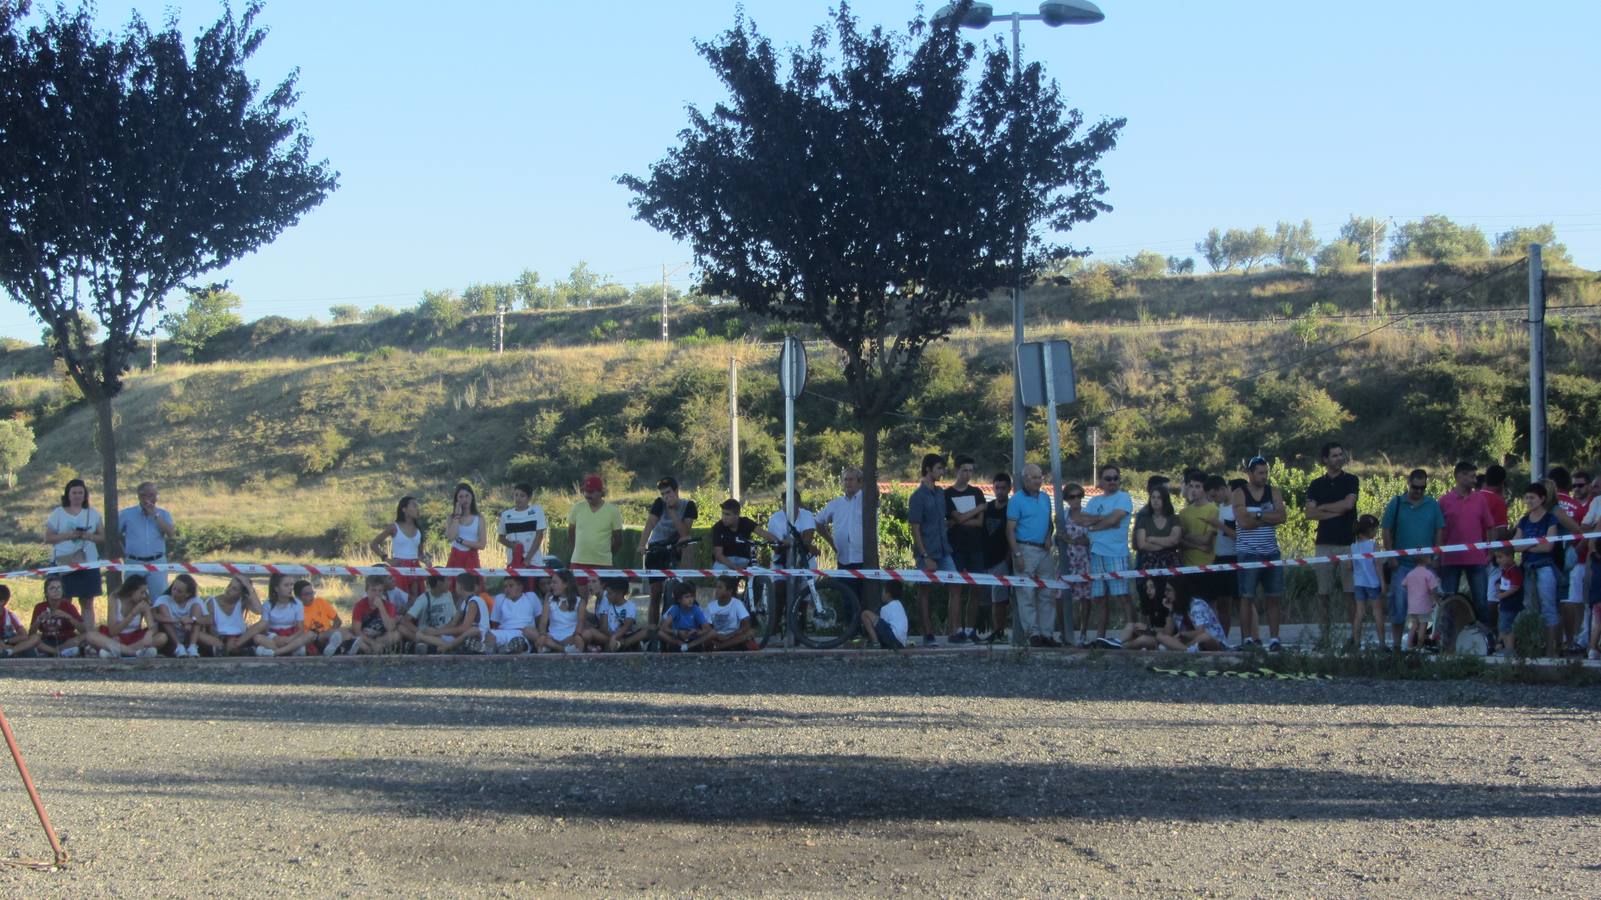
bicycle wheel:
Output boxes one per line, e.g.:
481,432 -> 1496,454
747,576 -> 778,649
787,575 -> 860,649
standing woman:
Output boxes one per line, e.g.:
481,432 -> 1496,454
445,483 -> 486,579
1056,483 -> 1094,646
1133,482 -> 1184,619
372,496 -> 425,600
44,478 -> 105,631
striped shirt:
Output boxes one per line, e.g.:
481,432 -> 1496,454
1234,482 -> 1280,556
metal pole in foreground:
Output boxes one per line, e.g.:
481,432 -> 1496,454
1528,243 -> 1547,477
729,356 -> 741,502
1009,12 -> 1026,486
0,706 -> 69,869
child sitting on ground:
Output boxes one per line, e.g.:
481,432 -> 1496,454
29,576 -> 89,658
860,580 -> 910,650
489,574 -> 542,654
336,575 -> 401,655
587,578 -> 646,652
706,575 -> 757,651
1160,578 -> 1226,652
2,585 -> 42,658
535,569 -> 586,654
1401,556 -> 1442,652
152,574 -> 208,658
404,573 -> 463,655
657,581 -> 715,652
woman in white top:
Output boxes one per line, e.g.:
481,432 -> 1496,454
99,574 -> 167,658
253,573 -> 314,657
371,495 -> 425,600
152,573 -> 210,658
535,569 -> 586,654
196,576 -> 264,657
44,478 -> 105,630
444,483 -> 485,583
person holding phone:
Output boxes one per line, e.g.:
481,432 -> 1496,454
45,478 -> 105,631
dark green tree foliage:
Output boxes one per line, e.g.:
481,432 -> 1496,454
0,1 -> 336,556
1338,216 -> 1388,263
1273,219 -> 1319,271
621,3 -> 1122,566
1315,240 -> 1362,272
1390,215 -> 1490,262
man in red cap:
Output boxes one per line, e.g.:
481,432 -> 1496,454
568,475 -> 623,600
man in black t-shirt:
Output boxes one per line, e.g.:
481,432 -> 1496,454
638,477 -> 699,625
943,455 -> 988,644
976,472 -> 1013,642
710,498 -> 778,570
1305,441 -> 1360,638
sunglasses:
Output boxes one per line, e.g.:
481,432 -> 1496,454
1102,475 -> 1120,482
1067,493 -> 1084,500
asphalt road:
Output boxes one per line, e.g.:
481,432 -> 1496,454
1,652 -> 1598,897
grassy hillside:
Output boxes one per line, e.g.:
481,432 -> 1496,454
0,258 -> 1597,573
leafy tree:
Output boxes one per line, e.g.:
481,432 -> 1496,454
0,417 -> 34,487
329,304 -> 361,324
1273,219 -> 1319,271
1165,255 -> 1195,276
1223,226 -> 1275,274
160,286 -> 242,359
1315,239 -> 1362,272
622,4 -> 1122,569
416,289 -> 464,334
554,261 -> 604,308
1197,228 -> 1228,271
1338,216 -> 1388,263
1493,223 -> 1571,264
1389,215 -> 1489,262
362,305 -> 398,323
1123,250 -> 1167,279
40,311 -> 99,347
462,282 -> 512,315
0,1 -> 335,559
515,268 -> 556,309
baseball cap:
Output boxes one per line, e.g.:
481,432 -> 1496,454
581,474 -> 604,494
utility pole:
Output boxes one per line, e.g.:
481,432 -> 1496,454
662,265 -> 671,342
149,334 -> 157,370
1528,243 -> 1547,477
494,287 -> 506,354
728,356 -> 741,501
661,262 -> 690,342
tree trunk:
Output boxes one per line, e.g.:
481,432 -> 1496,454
94,394 -> 123,592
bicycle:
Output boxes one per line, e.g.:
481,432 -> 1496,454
745,539 -> 861,650
644,537 -> 699,650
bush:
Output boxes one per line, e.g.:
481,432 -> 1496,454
169,523 -> 247,559
1510,609 -> 1547,661
297,425 -> 351,476
0,541 -> 50,571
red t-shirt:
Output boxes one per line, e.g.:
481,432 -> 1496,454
351,597 -> 398,634
31,601 -> 82,642
1479,489 -> 1508,528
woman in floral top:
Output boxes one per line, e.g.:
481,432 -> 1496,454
1056,483 -> 1093,644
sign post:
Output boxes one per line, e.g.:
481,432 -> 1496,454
1016,339 -> 1076,645
778,337 -> 808,570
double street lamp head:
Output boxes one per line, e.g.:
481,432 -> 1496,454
932,1 -> 1105,29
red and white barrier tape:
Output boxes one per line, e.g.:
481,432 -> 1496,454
4,532 -> 1595,593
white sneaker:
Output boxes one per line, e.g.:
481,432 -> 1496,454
563,644 -> 581,655
1588,649 -> 1599,661
293,646 -> 307,656
99,648 -> 116,659
135,647 -> 157,659
186,644 -> 199,658
60,646 -> 80,658
254,646 -> 274,657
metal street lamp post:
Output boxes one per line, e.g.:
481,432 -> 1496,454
932,2 -> 1104,484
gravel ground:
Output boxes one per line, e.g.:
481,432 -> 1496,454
1,651 -> 1598,898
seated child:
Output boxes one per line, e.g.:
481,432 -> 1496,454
405,573 -> 463,655
152,574 -> 208,658
657,581 -> 715,652
98,574 -> 168,658
488,574 -> 542,654
860,580 -> 910,650
535,569 -> 586,654
296,580 -> 343,656
1158,578 -> 1226,652
196,576 -> 264,657
337,575 -> 401,655
30,576 -> 88,658
706,575 -> 757,651
587,578 -> 646,651
2,584 -> 42,658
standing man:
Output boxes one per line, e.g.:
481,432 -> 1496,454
1438,461 -> 1494,626
1177,469 -> 1219,607
1007,463 -> 1059,647
568,475 -> 623,601
1381,469 -> 1446,649
1082,464 -> 1134,641
1233,457 -> 1288,651
977,472 -> 1013,642
943,455 -> 988,644
1305,442 -> 1359,640
119,481 -> 176,599
637,477 -> 699,626
497,482 -> 548,578
908,453 -> 954,646
816,466 -> 874,607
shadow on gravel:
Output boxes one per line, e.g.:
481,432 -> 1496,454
7,654 -> 1600,714
75,753 -> 1601,826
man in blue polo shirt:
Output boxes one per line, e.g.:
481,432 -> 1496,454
1381,468 -> 1445,648
1007,463 -> 1059,647
119,481 -> 176,598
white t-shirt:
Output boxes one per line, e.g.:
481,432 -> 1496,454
407,592 -> 458,629
815,493 -> 865,566
1214,503 -> 1237,557
596,597 -> 638,632
547,599 -> 580,641
46,507 -> 102,561
498,506 -> 548,565
491,593 -> 542,631
210,596 -> 247,636
262,600 -> 304,631
878,600 -> 910,645
708,597 -> 751,635
154,594 -> 207,624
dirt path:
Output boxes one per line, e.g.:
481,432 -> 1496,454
1,653 -> 1598,897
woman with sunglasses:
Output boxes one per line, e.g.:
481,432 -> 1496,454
1055,483 -> 1094,645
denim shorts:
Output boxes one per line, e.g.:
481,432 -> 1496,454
1526,564 -> 1559,627
1354,585 -> 1382,603
1498,604 -> 1526,635
1237,552 -> 1284,598
916,552 -> 957,573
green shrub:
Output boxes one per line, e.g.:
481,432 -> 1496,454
1510,609 -> 1547,660
169,523 -> 247,559
0,541 -> 50,571
298,425 -> 351,476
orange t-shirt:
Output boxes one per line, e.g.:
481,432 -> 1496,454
303,596 -> 339,632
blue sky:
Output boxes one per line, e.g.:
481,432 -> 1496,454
6,0 -> 1599,340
